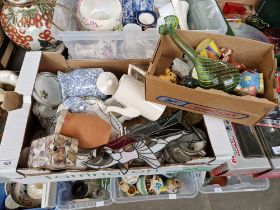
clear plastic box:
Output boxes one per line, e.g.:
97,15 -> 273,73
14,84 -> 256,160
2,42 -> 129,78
51,0 -> 227,59
56,179 -> 113,210
111,172 -> 198,203
196,172 -> 270,194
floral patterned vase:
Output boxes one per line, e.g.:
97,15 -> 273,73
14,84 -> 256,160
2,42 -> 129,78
0,0 -> 60,50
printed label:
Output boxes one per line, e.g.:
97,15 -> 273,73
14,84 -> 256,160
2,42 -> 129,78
0,159 -> 17,169
157,96 -> 249,120
169,194 -> 177,199
272,146 -> 280,155
214,188 -> 222,193
96,201 -> 105,207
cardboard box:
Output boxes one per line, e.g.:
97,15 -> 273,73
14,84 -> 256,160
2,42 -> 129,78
146,30 -> 277,125
254,126 -> 280,178
0,52 -> 233,184
212,121 -> 271,176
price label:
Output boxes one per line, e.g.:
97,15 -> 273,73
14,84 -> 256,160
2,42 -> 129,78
214,188 -> 222,193
96,201 -> 105,207
169,194 -> 177,199
272,146 -> 280,155
0,160 -> 16,168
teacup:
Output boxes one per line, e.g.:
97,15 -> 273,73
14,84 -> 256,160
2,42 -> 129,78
33,72 -> 62,107
77,0 -> 122,31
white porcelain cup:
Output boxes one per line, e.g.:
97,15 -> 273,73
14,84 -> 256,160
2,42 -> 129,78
78,0 -> 122,31
106,65 -> 166,121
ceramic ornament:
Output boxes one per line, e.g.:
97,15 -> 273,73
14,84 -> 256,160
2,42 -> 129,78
171,58 -> 193,78
1,1 -> 60,50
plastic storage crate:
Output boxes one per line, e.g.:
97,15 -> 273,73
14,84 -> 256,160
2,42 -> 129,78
111,172 -> 198,203
56,179 -> 112,210
196,172 -> 270,194
51,0 -> 227,59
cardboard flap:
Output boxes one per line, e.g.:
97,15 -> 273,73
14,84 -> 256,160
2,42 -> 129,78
39,52 -> 68,72
2,91 -> 23,112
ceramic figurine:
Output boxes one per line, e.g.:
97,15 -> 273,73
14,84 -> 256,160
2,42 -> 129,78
171,58 -> 192,78
136,176 -> 149,195
119,180 -> 130,193
159,68 -> 178,83
77,0 -> 122,31
234,71 -> 264,96
148,175 -> 164,195
1,0 -> 60,50
159,16 -> 241,92
166,178 -> 181,193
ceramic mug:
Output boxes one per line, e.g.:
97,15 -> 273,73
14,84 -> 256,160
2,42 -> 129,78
77,0 -> 122,31
106,65 -> 166,121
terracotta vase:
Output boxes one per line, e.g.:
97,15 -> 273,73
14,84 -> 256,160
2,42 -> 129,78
0,0 -> 59,50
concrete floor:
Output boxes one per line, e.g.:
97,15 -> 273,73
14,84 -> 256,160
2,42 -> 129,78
98,179 -> 280,210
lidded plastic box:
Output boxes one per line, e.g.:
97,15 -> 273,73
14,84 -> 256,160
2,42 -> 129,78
111,172 -> 198,203
51,0 -> 227,59
196,172 -> 270,194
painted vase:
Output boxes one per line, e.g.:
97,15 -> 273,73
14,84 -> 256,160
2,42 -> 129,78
0,0 -> 59,50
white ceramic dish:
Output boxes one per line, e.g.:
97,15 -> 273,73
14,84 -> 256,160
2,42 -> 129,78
77,0 -> 122,31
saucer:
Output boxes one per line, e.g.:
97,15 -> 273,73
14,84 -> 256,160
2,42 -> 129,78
33,72 -> 62,106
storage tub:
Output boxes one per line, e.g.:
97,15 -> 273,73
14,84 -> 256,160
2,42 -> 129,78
56,179 -> 112,209
51,0 -> 227,59
111,172 -> 198,203
196,172 -> 270,194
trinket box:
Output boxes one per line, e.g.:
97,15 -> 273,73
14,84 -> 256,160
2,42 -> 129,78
28,134 -> 78,170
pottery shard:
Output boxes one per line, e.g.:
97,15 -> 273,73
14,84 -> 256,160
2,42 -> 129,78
60,112 -> 112,149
